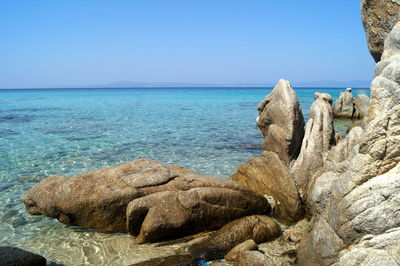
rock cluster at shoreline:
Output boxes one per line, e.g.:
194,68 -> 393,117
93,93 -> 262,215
332,87 -> 370,120
24,159 -> 270,244
22,0 -> 400,265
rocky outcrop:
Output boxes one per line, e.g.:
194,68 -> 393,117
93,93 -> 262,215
333,88 -> 354,119
184,215 -> 281,261
333,88 -> 370,119
257,79 -> 305,164
229,79 -> 305,225
24,159 -> 270,243
298,20 -> 400,265
291,92 -> 336,199
0,246 -> 46,266
230,151 -> 303,225
361,0 -> 400,62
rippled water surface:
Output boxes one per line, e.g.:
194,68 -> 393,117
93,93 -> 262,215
0,87 -> 369,265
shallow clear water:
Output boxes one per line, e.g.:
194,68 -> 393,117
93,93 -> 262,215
0,87 -> 369,265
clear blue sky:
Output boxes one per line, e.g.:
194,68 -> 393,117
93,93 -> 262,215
0,0 -> 375,88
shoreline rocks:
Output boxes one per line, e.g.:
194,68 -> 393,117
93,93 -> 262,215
333,88 -> 370,120
24,159 -> 270,243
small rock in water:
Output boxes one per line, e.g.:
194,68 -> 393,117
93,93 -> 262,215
0,246 -> 46,266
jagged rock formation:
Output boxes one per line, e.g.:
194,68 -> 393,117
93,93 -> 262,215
257,79 -> 305,164
333,88 -> 370,119
231,80 -> 305,225
298,19 -> 400,265
291,92 -> 336,199
24,159 -> 269,243
361,0 -> 400,62
333,88 -> 354,118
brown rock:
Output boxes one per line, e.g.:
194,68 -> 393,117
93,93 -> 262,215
361,0 -> 400,62
225,239 -> 258,262
184,215 -> 281,261
257,79 -> 305,164
24,159 -> 270,241
230,151 -> 303,225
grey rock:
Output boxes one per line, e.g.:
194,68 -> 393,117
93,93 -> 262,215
352,94 -> 370,119
298,21 -> 400,265
333,88 -> 354,119
291,92 -> 336,199
257,79 -> 305,164
361,0 -> 400,62
0,246 -> 46,266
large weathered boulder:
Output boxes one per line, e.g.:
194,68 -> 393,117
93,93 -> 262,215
257,79 -> 305,164
361,0 -> 400,62
230,151 -> 303,225
24,159 -> 270,242
333,88 -> 354,119
184,215 -> 281,261
291,92 -> 336,199
298,21 -> 400,265
0,246 -> 46,266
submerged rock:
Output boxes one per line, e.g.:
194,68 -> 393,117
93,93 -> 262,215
361,0 -> 400,62
0,246 -> 46,266
24,159 -> 269,243
257,79 -> 305,164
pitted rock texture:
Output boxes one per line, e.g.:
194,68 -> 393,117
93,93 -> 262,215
257,79 -> 305,164
361,0 -> 400,62
291,92 -> 336,199
24,159 -> 270,242
333,88 -> 354,119
298,21 -> 400,265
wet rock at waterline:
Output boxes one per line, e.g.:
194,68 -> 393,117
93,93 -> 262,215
0,246 -> 46,266
332,88 -> 370,120
24,159 -> 270,243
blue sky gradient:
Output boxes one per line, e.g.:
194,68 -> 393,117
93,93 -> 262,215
0,0 -> 375,88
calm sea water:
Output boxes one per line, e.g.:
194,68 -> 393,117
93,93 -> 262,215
0,87 -> 369,265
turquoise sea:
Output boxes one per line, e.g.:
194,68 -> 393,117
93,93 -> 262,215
0,87 -> 369,265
